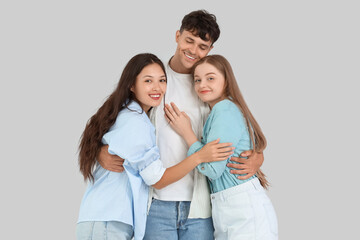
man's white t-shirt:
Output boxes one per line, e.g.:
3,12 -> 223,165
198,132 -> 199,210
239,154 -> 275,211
152,63 -> 210,201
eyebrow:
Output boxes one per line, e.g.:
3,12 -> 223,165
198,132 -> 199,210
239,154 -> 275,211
205,72 -> 216,76
142,75 -> 166,78
194,72 -> 216,78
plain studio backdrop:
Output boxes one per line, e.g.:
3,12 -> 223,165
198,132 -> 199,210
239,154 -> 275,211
1,0 -> 359,239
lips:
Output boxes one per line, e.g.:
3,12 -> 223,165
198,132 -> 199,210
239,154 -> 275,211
199,90 -> 211,94
184,52 -> 196,61
149,94 -> 161,100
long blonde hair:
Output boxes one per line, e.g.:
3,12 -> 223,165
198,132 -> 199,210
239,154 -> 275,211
192,55 -> 269,189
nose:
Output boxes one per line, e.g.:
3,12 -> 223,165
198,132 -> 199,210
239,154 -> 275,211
199,79 -> 206,88
189,45 -> 196,55
152,82 -> 160,91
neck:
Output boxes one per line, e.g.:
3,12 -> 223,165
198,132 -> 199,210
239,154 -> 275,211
143,106 -> 151,113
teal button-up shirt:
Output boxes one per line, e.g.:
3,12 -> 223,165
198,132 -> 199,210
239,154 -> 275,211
187,99 -> 255,193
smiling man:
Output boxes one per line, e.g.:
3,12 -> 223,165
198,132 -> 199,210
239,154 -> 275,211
98,10 -> 264,240
170,28 -> 215,73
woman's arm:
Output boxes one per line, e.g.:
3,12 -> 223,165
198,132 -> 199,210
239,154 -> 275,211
152,139 -> 233,189
165,102 -> 243,180
103,112 -> 234,189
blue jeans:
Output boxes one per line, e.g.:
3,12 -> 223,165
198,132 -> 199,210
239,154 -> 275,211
143,199 -> 214,240
76,221 -> 133,240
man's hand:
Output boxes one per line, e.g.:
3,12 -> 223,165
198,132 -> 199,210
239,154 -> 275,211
97,145 -> 125,172
226,150 -> 264,180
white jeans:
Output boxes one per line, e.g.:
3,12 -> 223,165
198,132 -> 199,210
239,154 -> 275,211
211,178 -> 278,240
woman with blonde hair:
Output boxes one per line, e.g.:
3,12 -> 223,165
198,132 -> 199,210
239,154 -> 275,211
165,55 -> 278,239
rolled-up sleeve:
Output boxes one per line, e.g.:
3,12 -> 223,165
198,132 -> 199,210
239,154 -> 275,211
102,113 -> 166,186
139,159 -> 166,185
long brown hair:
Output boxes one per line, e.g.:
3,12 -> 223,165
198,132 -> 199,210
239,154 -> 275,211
78,53 -> 166,182
192,55 -> 270,189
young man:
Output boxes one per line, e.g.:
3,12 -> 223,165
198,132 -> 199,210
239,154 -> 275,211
98,10 -> 264,239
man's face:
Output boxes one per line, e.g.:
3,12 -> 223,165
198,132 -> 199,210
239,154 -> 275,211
173,30 -> 213,72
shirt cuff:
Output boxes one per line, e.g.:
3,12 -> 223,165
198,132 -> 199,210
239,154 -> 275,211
140,159 -> 166,186
187,141 -> 203,157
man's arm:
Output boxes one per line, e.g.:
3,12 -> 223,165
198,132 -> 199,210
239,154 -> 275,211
226,150 -> 264,180
97,145 -> 125,172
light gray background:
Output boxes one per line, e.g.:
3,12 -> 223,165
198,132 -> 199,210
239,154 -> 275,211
1,0 -> 359,239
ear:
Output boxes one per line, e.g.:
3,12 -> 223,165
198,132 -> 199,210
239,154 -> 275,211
175,30 -> 181,43
130,85 -> 134,92
208,45 -> 214,53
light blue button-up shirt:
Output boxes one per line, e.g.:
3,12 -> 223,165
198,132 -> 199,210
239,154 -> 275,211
78,101 -> 166,240
187,99 -> 255,193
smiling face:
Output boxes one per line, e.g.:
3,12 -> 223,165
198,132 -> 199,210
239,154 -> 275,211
193,62 -> 227,109
171,30 -> 213,74
131,63 -> 167,112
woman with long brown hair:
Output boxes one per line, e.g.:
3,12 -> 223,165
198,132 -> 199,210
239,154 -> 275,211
76,53 -> 234,240
164,55 -> 278,239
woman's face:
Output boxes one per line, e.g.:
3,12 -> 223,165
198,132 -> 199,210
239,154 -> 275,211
131,63 -> 167,112
193,62 -> 226,109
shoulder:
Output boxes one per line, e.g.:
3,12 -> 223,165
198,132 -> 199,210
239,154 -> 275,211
207,100 -> 248,133
211,99 -> 243,119
102,105 -> 154,147
111,102 -> 152,133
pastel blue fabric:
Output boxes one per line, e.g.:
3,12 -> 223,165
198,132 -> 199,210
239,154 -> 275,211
187,99 -> 255,193
76,221 -> 133,240
77,101 -> 166,240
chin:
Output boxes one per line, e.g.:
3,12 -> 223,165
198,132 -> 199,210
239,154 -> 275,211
199,98 -> 208,103
182,58 -> 195,68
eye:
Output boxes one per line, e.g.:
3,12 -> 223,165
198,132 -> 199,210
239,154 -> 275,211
208,77 -> 214,81
160,79 -> 167,83
186,38 -> 194,44
145,79 -> 152,83
194,78 -> 201,83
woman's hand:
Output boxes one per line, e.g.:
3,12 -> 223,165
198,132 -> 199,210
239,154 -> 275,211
164,102 -> 198,146
196,139 -> 234,164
